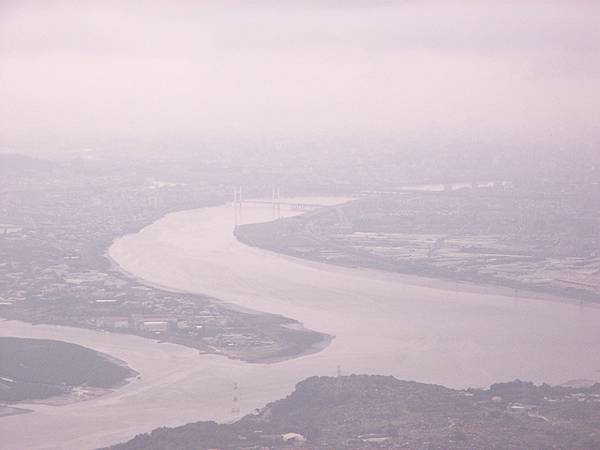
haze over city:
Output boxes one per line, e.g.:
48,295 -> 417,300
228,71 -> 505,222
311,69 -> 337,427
1,1 -> 599,162
1,2 -> 600,450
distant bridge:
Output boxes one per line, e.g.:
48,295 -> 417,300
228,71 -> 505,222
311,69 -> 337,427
231,187 -> 326,211
236,200 -> 324,211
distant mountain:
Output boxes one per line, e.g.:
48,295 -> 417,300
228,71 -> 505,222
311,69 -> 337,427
105,374 -> 600,450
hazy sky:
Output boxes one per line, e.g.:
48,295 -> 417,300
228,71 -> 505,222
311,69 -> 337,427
1,1 -> 599,155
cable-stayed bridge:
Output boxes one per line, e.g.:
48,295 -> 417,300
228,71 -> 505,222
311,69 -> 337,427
231,187 -> 326,211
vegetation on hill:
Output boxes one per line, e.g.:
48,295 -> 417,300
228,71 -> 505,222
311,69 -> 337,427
105,375 -> 600,449
0,337 -> 137,402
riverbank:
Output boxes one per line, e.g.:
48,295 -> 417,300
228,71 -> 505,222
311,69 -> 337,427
237,222 -> 589,310
235,193 -> 600,306
0,405 -> 32,418
105,244 -> 333,364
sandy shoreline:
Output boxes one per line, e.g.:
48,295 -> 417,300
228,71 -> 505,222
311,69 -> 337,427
105,246 -> 335,364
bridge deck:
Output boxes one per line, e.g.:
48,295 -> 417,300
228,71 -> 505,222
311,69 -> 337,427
239,200 -> 325,207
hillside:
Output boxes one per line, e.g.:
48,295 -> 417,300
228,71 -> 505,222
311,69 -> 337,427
105,375 -> 600,449
0,337 -> 137,402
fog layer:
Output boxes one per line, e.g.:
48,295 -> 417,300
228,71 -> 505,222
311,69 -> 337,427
1,1 -> 599,157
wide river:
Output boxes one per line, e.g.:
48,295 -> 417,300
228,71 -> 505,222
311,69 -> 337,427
2,197 -> 600,449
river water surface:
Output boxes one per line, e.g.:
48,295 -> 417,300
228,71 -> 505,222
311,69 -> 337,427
2,197 -> 600,449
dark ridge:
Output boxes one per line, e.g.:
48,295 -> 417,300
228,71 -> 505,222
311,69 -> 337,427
103,374 -> 600,450
0,337 -> 137,402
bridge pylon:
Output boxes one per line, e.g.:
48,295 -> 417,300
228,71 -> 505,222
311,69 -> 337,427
272,186 -> 281,219
232,382 -> 240,414
271,186 -> 281,205
233,186 -> 243,227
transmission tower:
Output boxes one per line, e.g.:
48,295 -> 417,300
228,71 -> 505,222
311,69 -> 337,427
232,382 -> 240,414
335,365 -> 343,398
